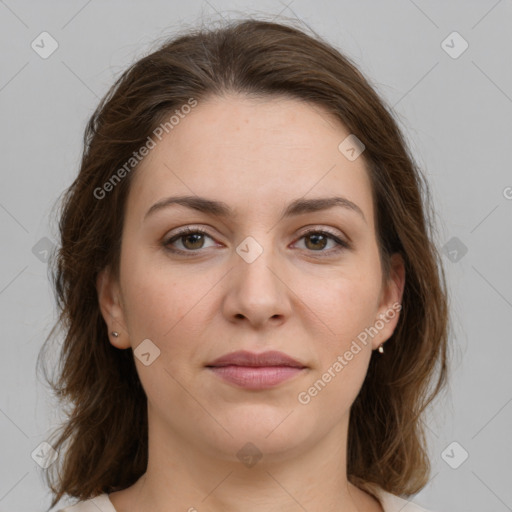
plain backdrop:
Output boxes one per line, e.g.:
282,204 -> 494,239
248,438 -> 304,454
0,1 -> 511,511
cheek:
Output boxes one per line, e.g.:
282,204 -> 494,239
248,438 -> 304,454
120,269 -> 205,404
118,249 -> 184,344
119,254 -> 220,374
314,272 -> 381,347
119,239 -> 200,337
299,277 -> 378,412
122,277 -> 176,338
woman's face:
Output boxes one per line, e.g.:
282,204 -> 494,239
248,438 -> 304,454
98,94 -> 404,463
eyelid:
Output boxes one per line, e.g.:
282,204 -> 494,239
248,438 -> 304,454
297,225 -> 348,241
162,224 -> 351,254
295,226 -> 351,251
163,225 -> 218,249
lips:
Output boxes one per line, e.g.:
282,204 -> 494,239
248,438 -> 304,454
206,350 -> 306,369
205,350 -> 307,390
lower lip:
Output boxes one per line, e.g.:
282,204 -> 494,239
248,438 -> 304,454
207,365 -> 304,389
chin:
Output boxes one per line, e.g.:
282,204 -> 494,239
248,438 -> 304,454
202,408 -> 314,456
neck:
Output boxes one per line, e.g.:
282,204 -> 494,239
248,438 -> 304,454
111,410 -> 382,512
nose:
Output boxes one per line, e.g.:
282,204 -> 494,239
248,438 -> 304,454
221,239 -> 291,328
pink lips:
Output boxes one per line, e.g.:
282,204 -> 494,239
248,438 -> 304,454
206,350 -> 307,390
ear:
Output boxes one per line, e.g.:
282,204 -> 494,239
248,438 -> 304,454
96,266 -> 130,349
371,252 -> 406,350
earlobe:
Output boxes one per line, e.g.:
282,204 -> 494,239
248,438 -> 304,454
96,267 -> 131,349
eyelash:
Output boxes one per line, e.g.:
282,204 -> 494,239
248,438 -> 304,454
162,226 -> 350,256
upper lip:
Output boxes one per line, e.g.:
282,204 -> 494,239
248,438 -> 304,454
206,350 -> 306,368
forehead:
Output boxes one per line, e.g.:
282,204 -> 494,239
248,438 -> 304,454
127,94 -> 375,228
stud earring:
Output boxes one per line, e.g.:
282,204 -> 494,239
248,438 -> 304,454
111,331 -> 119,337
378,343 -> 384,354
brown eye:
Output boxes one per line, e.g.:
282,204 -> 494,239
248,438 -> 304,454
181,232 -> 206,250
304,233 -> 329,251
295,229 -> 350,255
163,228 -> 216,253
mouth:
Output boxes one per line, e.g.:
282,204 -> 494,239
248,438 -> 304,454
205,350 -> 307,390
206,349 -> 306,368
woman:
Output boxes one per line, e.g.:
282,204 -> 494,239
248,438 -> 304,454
39,17 -> 449,512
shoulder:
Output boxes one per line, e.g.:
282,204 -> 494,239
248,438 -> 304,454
374,487 -> 436,512
56,489 -> 436,512
56,493 -> 116,512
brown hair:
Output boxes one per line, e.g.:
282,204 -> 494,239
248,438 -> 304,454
38,17 -> 450,509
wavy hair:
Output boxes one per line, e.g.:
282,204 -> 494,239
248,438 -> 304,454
38,17 -> 450,509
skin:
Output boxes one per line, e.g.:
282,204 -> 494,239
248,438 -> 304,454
97,93 -> 405,512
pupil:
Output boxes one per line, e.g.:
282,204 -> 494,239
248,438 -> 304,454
181,233 -> 328,251
307,234 -> 326,250
184,234 -> 203,249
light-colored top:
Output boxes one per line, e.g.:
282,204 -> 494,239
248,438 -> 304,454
57,488 -> 435,512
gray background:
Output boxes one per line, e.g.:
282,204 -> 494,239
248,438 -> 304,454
1,1 -> 511,511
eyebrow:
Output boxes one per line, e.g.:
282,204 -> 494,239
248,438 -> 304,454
144,195 -> 366,224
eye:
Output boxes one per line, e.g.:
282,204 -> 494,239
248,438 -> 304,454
294,228 -> 350,254
162,226 -> 350,256
163,227 -> 218,253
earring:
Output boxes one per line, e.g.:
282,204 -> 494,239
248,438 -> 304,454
378,343 -> 384,354
111,331 -> 119,337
